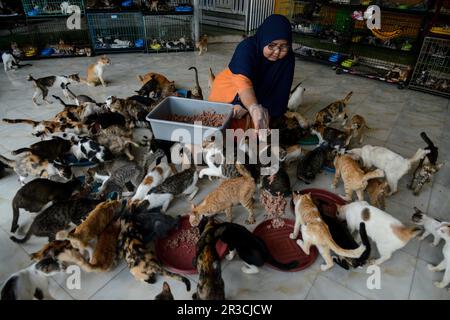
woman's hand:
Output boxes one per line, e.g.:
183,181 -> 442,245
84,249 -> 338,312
232,105 -> 248,119
248,103 -> 269,131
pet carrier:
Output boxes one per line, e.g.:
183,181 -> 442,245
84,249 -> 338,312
409,36 -> 450,97
86,11 -> 145,53
21,0 -> 85,17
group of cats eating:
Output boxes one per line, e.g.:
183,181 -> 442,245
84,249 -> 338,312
1,58 -> 449,300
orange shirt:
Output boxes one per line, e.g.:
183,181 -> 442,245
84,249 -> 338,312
208,68 -> 253,104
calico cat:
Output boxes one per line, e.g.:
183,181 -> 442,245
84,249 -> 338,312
427,223 -> 450,289
94,125 -> 140,160
291,193 -> 366,271
1,260 -> 61,300
409,162 -> 443,196
137,72 -> 176,98
314,91 -> 353,126
52,95 -> 103,122
366,178 -> 389,210
12,136 -> 72,162
311,123 -> 349,149
214,222 -> 299,273
97,163 -> 145,199
337,201 -> 421,265
10,198 -> 101,243
196,34 -> 208,55
188,67 -> 203,100
11,178 -> 82,233
190,164 -> 256,226
2,118 -> 89,138
27,73 -> 80,106
192,217 -> 225,300
135,75 -> 161,98
296,144 -> 331,183
412,207 -> 446,247
312,198 -> 371,270
332,154 -> 385,201
143,166 -> 199,213
57,200 -> 123,259
344,114 -> 369,145
81,55 -> 111,87
155,282 -> 174,300
57,220 -> 121,272
118,217 -> 191,290
0,153 -> 72,185
30,240 -> 74,262
284,110 -> 309,129
106,96 -> 150,124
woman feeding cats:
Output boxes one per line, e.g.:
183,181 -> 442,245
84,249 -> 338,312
208,14 -> 295,132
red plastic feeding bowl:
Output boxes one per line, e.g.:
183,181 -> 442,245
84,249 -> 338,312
155,215 -> 228,274
293,188 -> 347,218
252,218 -> 318,272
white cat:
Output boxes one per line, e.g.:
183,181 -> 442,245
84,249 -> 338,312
348,145 -> 429,195
2,52 -> 17,72
412,207 -> 447,247
1,260 -> 61,300
428,223 -> 450,289
60,1 -> 69,14
337,201 -> 422,265
287,81 -> 306,111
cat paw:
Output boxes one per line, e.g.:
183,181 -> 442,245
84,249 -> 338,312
431,242 -> 438,247
434,281 -> 446,288
245,218 -> 255,225
428,264 -> 437,271
289,233 -> 296,240
331,184 -> 337,189
320,264 -> 332,271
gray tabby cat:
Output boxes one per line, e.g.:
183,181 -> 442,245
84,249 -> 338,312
10,198 -> 101,243
97,163 -> 145,199
143,165 -> 199,212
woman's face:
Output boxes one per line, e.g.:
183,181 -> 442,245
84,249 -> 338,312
263,39 -> 290,62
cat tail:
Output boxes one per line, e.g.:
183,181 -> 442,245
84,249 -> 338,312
325,232 -> 366,258
392,225 -> 422,242
0,155 -> 16,169
362,169 -> 384,183
408,148 -> 430,166
10,225 -> 33,243
342,91 -> 353,103
2,118 -> 40,127
290,80 -> 304,94
420,132 -> 436,149
351,222 -> 371,268
188,66 -> 201,92
62,83 -> 77,100
11,147 -> 32,155
26,74 -> 36,83
208,67 -> 215,88
52,95 -> 68,107
160,268 -> 191,291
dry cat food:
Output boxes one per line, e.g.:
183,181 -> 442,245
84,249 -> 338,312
260,190 -> 287,229
165,227 -> 200,252
167,110 -> 227,127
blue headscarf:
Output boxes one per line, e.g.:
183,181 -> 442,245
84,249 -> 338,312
229,14 -> 295,117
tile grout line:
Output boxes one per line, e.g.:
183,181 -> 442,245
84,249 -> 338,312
407,256 -> 419,300
304,270 -> 320,300
86,264 -> 127,300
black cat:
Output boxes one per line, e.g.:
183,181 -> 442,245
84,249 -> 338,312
12,137 -> 72,162
297,144 -> 331,183
135,75 -> 161,98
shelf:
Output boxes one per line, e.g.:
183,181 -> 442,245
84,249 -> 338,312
323,2 -> 429,16
292,30 -> 350,46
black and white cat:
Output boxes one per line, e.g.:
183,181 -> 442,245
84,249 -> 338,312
69,136 -> 114,163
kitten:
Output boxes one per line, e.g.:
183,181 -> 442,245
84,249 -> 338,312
57,200 -> 123,258
1,261 -> 61,300
332,154 -> 385,201
58,220 -> 121,272
344,114 -> 369,145
215,222 -> 299,274
314,91 -> 352,126
192,218 -> 225,300
143,166 -> 199,213
196,35 -> 208,55
348,145 -> 430,195
427,223 -> 450,289
11,178 -> 82,233
81,55 -> 111,87
10,198 -> 101,243
106,96 -> 150,124
11,136 -> 72,162
155,282 -> 174,300
337,201 -> 421,265
291,193 -> 366,271
189,164 -> 256,226
98,163 -> 145,199
287,81 -> 306,112
118,217 -> 191,290
27,73 -> 80,106
94,125 -> 139,160
188,67 -> 203,100
135,74 -> 161,98
137,72 -> 176,98
296,145 -> 331,184
69,136 -> 113,164
412,207 -> 447,247
366,178 -> 389,210
0,153 -> 72,185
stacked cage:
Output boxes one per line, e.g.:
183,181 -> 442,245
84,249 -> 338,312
21,0 -> 85,17
409,37 -> 450,97
86,11 -> 145,52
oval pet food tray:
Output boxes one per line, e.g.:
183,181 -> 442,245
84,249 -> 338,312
294,188 -> 346,217
155,215 -> 228,274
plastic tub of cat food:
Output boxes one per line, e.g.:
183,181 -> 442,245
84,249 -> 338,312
155,215 -> 228,274
253,218 -> 318,272
292,188 -> 346,218
146,96 -> 233,145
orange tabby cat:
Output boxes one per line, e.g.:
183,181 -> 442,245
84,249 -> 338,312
81,55 -> 111,87
332,154 -> 384,201
137,72 -> 176,97
196,34 -> 208,55
291,192 -> 366,271
189,164 -> 256,226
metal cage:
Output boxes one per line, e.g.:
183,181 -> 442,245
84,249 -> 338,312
144,13 -> 194,53
21,0 -> 85,17
86,12 -> 145,53
409,36 -> 450,97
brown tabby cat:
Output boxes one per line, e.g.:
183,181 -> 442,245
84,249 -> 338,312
314,91 -> 353,126
94,125 -> 139,160
137,72 -> 176,97
366,178 -> 389,210
106,96 -> 150,124
332,154 -> 385,201
291,192 -> 366,271
196,35 -> 208,55
189,164 -> 256,227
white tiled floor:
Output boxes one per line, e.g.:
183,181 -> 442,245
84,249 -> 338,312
0,43 -> 449,300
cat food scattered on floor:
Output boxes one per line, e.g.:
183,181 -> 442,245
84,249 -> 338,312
260,190 -> 287,229
166,110 -> 227,127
